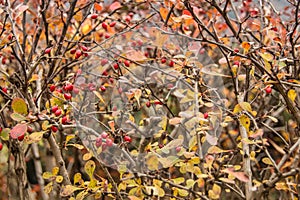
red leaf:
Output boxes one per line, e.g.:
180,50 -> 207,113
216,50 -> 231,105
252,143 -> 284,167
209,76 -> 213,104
10,124 -> 27,139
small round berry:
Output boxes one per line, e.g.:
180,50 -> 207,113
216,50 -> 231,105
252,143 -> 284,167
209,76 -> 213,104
203,112 -> 209,119
64,93 -> 72,100
113,63 -> 119,70
109,21 -> 116,27
265,86 -> 272,94
18,134 -> 25,141
2,87 -> 7,94
101,59 -> 108,66
62,116 -> 68,124
146,101 -> 151,107
80,45 -> 88,52
65,84 -> 73,92
124,135 -> 132,143
51,125 -> 58,132
70,48 -> 76,54
51,105 -> 59,113
100,86 -> 106,92
124,60 -> 130,67
169,60 -> 174,67
161,57 -> 167,64
175,146 -> 181,152
44,47 -> 52,54
55,109 -> 62,116
0,143 -> 3,151
91,13 -> 98,19
50,85 -> 56,92
101,132 -> 108,139
102,22 -> 108,30
106,138 -> 113,147
75,50 -> 82,59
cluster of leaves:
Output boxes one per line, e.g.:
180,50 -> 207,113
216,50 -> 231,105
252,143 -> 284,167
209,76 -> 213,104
0,0 -> 299,200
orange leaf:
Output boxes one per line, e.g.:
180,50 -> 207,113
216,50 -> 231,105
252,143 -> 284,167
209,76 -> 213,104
94,3 -> 102,11
109,2 -> 122,11
241,41 -> 251,53
182,10 -> 191,16
160,7 -> 169,21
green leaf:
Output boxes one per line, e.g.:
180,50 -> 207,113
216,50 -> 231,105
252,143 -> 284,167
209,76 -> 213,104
0,128 -> 10,141
42,171 -> 54,179
11,97 -> 28,115
10,113 -> 27,122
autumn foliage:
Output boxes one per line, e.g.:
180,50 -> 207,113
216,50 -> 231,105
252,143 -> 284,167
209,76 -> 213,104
0,0 -> 300,200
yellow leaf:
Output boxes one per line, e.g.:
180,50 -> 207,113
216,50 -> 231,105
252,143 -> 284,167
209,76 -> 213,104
239,114 -> 250,132
74,173 -> 83,186
44,182 -> 53,194
262,157 -> 273,165
288,89 -> 297,102
260,52 -> 273,62
93,91 -> 105,103
11,98 -> 28,115
178,188 -> 189,197
42,171 -> 54,179
172,177 -> 185,185
81,24 -> 91,35
84,160 -> 96,179
83,152 -> 93,161
52,167 -> 59,176
29,74 -> 39,83
146,154 -> 159,171
56,175 -> 64,183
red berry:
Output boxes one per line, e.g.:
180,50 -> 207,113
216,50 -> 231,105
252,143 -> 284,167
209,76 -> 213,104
159,144 -> 164,148
102,22 -> 108,30
0,143 -> 3,151
65,84 -> 74,91
70,48 -> 76,54
55,109 -> 62,116
106,138 -> 113,147
18,134 -> 25,141
50,85 -> 56,92
146,101 -> 151,107
45,47 -> 52,54
2,57 -> 7,65
61,116 -> 68,124
104,33 -> 110,39
101,132 -> 108,139
125,15 -> 131,23
265,86 -> 272,94
95,137 -> 102,147
101,59 -> 108,66
73,87 -> 80,94
51,105 -> 59,113
234,48 -> 239,53
113,63 -> 119,70
91,13 -> 98,19
64,93 -> 72,100
75,50 -> 82,59
56,88 -> 63,93
109,21 -> 116,27
175,146 -> 181,152
102,70 -> 108,76
271,27 -> 278,32
161,57 -> 167,64
169,60 -> 174,67
203,112 -> 209,119
124,135 -> 132,143
124,60 -> 130,67
100,86 -> 106,92
2,87 -> 7,93
0,127 -> 2,132
80,45 -> 88,51
233,61 -> 240,66
27,126 -> 33,133
51,125 -> 58,132
154,100 -> 163,105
